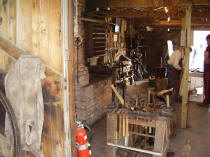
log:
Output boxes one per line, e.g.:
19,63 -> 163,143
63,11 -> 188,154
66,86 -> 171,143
80,17 -> 104,24
181,5 -> 192,129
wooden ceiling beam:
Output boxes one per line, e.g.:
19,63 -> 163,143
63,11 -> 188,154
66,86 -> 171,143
150,20 -> 210,26
107,12 -> 147,18
108,0 -> 210,8
192,11 -> 210,18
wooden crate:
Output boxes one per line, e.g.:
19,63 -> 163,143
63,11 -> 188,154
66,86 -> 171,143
107,111 -> 170,157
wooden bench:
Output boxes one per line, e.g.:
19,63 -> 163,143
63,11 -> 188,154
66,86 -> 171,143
107,111 -> 170,157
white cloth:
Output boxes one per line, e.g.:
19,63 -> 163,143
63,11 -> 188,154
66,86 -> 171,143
5,55 -> 45,154
168,49 -> 182,70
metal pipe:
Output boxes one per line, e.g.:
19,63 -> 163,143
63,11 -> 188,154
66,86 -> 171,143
107,142 -> 165,156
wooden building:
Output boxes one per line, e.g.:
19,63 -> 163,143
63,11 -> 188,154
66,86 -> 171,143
0,0 -> 210,157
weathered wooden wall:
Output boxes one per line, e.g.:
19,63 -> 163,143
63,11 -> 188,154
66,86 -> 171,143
0,0 -> 62,73
0,0 -> 15,71
0,0 -> 66,157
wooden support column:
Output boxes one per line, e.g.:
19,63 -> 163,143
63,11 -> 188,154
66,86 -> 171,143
181,5 -> 192,129
107,113 -> 117,157
68,0 -> 76,156
153,119 -> 167,157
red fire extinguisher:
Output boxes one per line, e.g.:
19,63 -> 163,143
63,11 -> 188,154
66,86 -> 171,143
76,121 -> 91,157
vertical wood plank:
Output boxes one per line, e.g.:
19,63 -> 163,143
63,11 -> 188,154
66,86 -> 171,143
32,0 -> 62,74
39,0 -> 49,65
48,0 -> 62,73
125,115 -> 129,137
32,0 -> 40,57
118,114 -> 122,139
8,0 -> 16,43
153,120 -> 167,157
107,113 -> 117,157
68,0 -> 76,156
122,114 -> 125,137
181,5 -> 192,129
18,0 -> 32,52
0,0 -> 9,39
0,0 -> 15,70
0,0 -> 65,157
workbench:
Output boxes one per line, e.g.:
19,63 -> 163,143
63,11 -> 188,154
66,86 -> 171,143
107,109 -> 170,157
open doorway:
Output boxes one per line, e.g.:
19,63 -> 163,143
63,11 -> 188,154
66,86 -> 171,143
188,31 -> 210,102
190,30 -> 210,72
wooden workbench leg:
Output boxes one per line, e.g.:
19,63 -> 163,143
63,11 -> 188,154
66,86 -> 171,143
118,114 -> 123,139
166,95 -> 170,108
107,113 -> 118,157
129,124 -> 134,147
154,120 -> 167,157
148,89 -> 151,103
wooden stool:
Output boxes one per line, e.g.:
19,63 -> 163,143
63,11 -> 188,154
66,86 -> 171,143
148,88 -> 173,108
157,88 -> 173,108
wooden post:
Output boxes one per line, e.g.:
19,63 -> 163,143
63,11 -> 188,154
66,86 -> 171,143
166,95 -> 170,108
148,89 -> 151,103
68,0 -> 76,156
118,114 -> 122,139
125,115 -> 129,137
153,119 -> 167,157
107,113 -> 118,157
122,114 -> 126,137
181,5 -> 192,129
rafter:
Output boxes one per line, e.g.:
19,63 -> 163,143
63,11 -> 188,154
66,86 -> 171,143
150,20 -> 210,26
108,0 -> 210,8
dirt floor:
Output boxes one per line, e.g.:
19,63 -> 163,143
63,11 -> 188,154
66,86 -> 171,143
170,102 -> 210,157
91,102 -> 210,157
91,84 -> 210,157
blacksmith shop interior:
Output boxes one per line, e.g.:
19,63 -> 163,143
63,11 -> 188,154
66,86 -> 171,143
0,0 -> 210,157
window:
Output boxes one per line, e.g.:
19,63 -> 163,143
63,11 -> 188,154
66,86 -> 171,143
115,25 -> 120,32
167,40 -> 173,56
